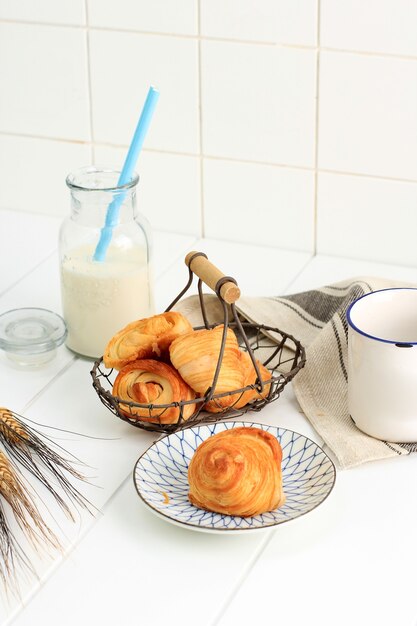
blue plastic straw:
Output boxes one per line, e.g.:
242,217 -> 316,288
93,86 -> 160,262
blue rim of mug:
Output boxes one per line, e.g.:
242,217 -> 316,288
346,287 -> 417,345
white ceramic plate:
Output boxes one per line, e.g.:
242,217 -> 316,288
133,421 -> 336,534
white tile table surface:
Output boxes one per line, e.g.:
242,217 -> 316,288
0,211 -> 416,626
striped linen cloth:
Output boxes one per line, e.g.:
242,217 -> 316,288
237,277 -> 417,469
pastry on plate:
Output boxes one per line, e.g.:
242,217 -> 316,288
188,426 -> 285,516
112,359 -> 196,424
103,311 -> 193,370
169,325 -> 245,411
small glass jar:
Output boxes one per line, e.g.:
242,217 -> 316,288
59,166 -> 154,359
0,308 -> 67,367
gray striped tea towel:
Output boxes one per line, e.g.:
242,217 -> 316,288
175,277 -> 416,469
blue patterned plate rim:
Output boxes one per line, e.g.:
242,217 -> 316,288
133,421 -> 337,534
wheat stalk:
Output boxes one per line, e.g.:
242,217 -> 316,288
0,501 -> 38,596
0,451 -> 59,596
0,408 -> 96,521
0,407 -> 97,595
0,452 -> 60,552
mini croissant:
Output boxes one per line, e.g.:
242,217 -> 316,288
232,351 -> 272,409
112,359 -> 196,424
104,311 -> 193,370
169,325 -> 245,411
204,350 -> 272,413
188,427 -> 285,517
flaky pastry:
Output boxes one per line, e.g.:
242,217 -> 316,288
232,351 -> 272,409
112,359 -> 196,424
188,427 -> 285,517
169,325 -> 245,411
103,311 -> 193,370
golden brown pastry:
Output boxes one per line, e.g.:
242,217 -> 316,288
169,325 -> 245,411
112,359 -> 196,424
103,311 -> 193,370
232,351 -> 272,409
188,427 -> 285,517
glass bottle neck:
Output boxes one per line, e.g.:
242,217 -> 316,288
69,188 -> 138,226
66,166 -> 139,227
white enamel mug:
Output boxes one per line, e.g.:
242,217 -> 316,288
347,288 -> 417,442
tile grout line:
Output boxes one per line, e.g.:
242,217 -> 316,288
0,152 -> 417,186
0,248 -> 58,300
282,252 -> 315,296
84,0 -> 95,164
154,236 -> 201,283
320,45 -> 417,62
0,131 -> 91,146
317,167 -> 417,185
2,17 -> 417,62
210,529 -> 275,626
0,18 -> 309,48
197,0 -> 205,238
21,355 -> 78,415
2,128 -> 417,185
313,0 -> 322,256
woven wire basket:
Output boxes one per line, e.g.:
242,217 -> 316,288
91,252 -> 306,434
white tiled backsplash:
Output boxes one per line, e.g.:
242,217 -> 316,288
1,0 -> 417,266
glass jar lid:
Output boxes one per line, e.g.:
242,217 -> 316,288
0,308 -> 67,358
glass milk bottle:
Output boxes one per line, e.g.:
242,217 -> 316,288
59,166 -> 154,359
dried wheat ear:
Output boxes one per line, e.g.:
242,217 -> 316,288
0,407 -> 97,594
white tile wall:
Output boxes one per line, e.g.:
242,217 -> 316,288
203,158 -> 314,250
87,0 -> 198,36
0,134 -> 91,216
1,1 -> 417,266
318,51 -> 417,181
201,40 -> 316,167
0,22 -> 90,141
94,145 -> 201,235
0,0 -> 86,26
321,0 -> 417,57
200,0 -> 317,46
317,173 -> 417,266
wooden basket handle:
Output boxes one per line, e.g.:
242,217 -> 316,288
185,251 -> 241,304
